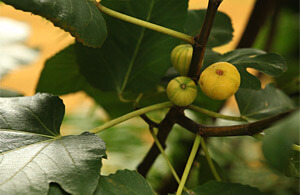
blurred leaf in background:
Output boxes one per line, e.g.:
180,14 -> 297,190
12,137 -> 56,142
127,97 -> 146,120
253,1 -> 299,104
0,17 -> 39,78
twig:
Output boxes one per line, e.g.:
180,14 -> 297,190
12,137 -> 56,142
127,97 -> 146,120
137,106 -> 184,176
176,134 -> 202,195
237,0 -> 274,48
188,0 -> 223,80
200,138 -> 222,181
148,127 -> 190,193
175,110 -> 294,136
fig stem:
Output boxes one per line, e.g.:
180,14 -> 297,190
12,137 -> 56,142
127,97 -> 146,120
96,3 -> 194,44
253,133 -> 300,152
89,102 -> 172,134
188,104 -> 247,122
176,134 -> 202,195
201,138 -> 222,181
149,127 -> 190,193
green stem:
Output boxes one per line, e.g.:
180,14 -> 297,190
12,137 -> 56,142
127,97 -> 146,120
96,3 -> 194,44
201,138 -> 222,181
188,104 -> 247,122
292,144 -> 300,152
253,133 -> 300,152
149,129 -> 189,193
176,134 -> 202,195
89,102 -> 172,134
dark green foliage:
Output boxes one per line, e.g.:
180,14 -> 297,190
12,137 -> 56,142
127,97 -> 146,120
263,111 -> 299,174
183,181 -> 262,195
236,84 -> 295,119
94,170 -> 155,195
2,0 -> 107,47
76,0 -> 188,93
185,10 -> 233,48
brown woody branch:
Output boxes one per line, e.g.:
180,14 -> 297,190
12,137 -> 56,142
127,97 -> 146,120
176,110 -> 294,136
237,0 -> 275,48
188,0 -> 223,81
137,106 -> 184,177
137,0 -> 223,178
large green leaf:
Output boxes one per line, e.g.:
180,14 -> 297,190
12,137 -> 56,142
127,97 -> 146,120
2,0 -> 107,47
183,181 -> 262,195
48,183 -> 68,195
0,93 -> 106,195
35,44 -> 165,118
235,84 -> 295,119
262,111 -> 299,175
185,10 -> 233,48
93,169 -> 155,195
36,45 -> 87,95
84,85 -> 133,118
194,155 -> 226,185
76,0 -> 188,93
218,49 -> 287,89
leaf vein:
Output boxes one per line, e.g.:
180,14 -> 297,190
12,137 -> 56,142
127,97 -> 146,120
0,141 -> 52,186
120,0 -> 155,93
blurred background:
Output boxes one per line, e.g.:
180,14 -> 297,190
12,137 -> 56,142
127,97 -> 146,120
0,0 -> 299,194
0,0 -> 255,113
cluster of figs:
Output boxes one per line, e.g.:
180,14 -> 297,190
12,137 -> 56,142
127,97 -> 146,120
167,44 -> 241,106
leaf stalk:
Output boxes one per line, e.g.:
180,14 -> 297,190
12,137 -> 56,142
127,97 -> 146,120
96,3 -> 194,44
89,102 -> 172,134
176,134 -> 202,195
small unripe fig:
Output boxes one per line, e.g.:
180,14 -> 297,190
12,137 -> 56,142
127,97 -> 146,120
199,62 -> 241,100
167,76 -> 197,106
171,44 -> 193,76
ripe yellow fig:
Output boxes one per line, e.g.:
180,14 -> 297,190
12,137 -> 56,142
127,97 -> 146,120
170,44 -> 193,76
167,76 -> 197,106
199,62 -> 241,100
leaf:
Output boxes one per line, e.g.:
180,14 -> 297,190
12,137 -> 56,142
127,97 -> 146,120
235,84 -> 295,119
194,155 -> 226,185
285,151 -> 300,177
185,10 -> 233,48
183,181 -> 262,195
219,48 -> 287,89
0,93 -> 64,137
0,17 -> 40,77
0,93 -> 106,195
202,49 -> 222,69
36,45 -> 87,95
2,0 -> 107,47
48,183 -> 69,195
35,45 -> 132,117
84,85 -> 133,118
0,88 -> 23,97
76,0 -> 188,93
93,169 -> 155,195
262,111 -> 299,175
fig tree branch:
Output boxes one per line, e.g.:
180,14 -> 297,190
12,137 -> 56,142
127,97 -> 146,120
237,0 -> 274,48
137,0 -> 223,178
175,110 -> 294,136
188,0 -> 223,80
137,106 -> 184,177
